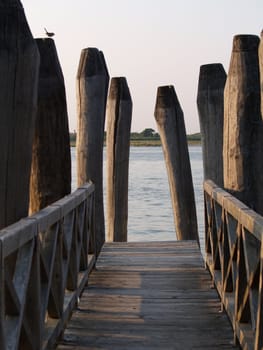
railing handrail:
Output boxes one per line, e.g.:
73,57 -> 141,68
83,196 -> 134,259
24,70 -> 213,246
0,182 -> 95,350
204,179 -> 263,350
204,179 -> 263,241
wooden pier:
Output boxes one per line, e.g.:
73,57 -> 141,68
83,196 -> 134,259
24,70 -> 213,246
57,241 -> 238,349
2,180 -> 263,349
0,9 -> 262,348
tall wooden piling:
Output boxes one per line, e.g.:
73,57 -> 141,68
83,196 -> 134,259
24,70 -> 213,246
76,48 -> 109,255
0,0 -> 39,229
106,77 -> 132,242
154,86 -> 199,244
260,31 -> 263,119
197,64 -> 226,187
223,35 -> 262,212
29,38 -> 71,214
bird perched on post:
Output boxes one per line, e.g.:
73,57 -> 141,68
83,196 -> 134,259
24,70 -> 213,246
44,27 -> 55,37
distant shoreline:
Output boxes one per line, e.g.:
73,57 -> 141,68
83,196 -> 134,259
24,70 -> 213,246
70,140 -> 201,147
128,140 -> 201,147
70,131 -> 201,148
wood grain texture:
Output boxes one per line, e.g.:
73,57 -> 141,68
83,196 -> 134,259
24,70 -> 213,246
0,1 -> 40,229
154,86 -> 199,244
0,183 -> 95,350
204,179 -> 263,350
76,48 -> 109,256
223,35 -> 262,213
106,77 -> 132,242
260,31 -> 263,119
197,63 -> 226,187
57,241 -> 239,349
29,38 -> 71,214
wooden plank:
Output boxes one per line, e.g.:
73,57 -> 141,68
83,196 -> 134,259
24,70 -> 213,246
57,241 -> 239,349
0,219 -> 37,258
204,179 -> 263,241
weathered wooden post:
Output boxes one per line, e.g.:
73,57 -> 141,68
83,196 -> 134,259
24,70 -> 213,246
257,32 -> 263,215
76,48 -> 109,255
0,0 -> 39,229
197,63 -> 226,187
154,85 -> 199,244
223,35 -> 262,212
260,31 -> 263,118
106,77 -> 132,242
29,38 -> 71,214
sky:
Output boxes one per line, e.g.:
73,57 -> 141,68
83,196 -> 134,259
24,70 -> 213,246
22,0 -> 263,134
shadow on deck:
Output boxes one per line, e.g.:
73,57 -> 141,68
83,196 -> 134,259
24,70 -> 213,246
57,241 -> 239,349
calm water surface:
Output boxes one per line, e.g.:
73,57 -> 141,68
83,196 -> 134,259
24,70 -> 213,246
71,146 -> 204,251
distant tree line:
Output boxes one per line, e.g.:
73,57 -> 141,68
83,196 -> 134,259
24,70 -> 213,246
130,128 -> 160,140
69,128 -> 200,144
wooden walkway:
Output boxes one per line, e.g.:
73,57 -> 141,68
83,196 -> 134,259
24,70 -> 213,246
57,241 -> 239,349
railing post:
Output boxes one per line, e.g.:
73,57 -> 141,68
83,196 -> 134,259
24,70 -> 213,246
222,210 -> 233,294
255,241 -> 263,350
88,190 -> 96,256
0,240 -> 5,349
235,224 -> 250,325
50,222 -> 64,314
204,179 -> 263,349
0,183 -> 96,350
24,236 -> 41,349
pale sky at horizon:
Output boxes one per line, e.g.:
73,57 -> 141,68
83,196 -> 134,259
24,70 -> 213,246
22,0 -> 263,133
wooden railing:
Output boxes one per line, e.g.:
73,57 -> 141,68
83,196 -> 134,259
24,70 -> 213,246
0,183 -> 95,350
204,180 -> 263,350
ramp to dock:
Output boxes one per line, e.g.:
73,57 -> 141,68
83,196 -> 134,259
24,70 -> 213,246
57,241 -> 239,349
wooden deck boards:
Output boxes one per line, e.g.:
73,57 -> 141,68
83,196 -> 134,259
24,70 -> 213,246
56,241 -> 239,349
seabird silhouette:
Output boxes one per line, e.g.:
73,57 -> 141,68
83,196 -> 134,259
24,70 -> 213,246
44,27 -> 55,37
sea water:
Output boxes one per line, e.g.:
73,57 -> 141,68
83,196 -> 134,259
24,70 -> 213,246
71,146 -> 204,251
